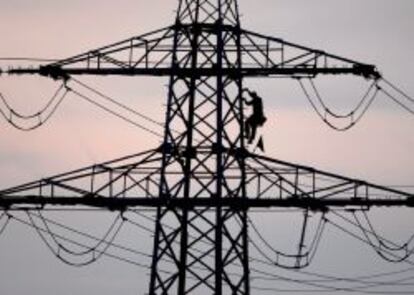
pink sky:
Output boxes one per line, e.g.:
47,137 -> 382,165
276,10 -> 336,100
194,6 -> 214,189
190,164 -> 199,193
0,1 -> 413,294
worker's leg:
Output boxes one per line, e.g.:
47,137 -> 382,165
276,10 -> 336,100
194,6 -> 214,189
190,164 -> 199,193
245,118 -> 252,140
249,124 -> 257,144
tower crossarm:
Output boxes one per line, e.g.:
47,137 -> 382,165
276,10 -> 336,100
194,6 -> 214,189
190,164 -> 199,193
1,196 -> 413,211
238,29 -> 381,79
6,25 -> 176,79
0,148 -> 165,211
5,25 -> 381,80
0,151 -> 412,211
244,152 -> 413,211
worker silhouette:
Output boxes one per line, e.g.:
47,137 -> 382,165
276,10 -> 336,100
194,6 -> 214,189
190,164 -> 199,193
243,88 -> 267,144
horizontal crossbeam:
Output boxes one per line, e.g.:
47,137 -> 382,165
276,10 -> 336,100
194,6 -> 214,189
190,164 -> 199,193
7,66 -> 371,78
1,195 -> 413,210
3,24 -> 380,80
0,149 -> 412,211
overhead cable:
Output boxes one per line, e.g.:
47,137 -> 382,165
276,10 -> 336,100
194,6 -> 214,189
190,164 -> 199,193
27,211 -> 125,267
71,77 -> 166,129
247,214 -> 326,269
377,84 -> 414,115
298,78 -> 379,131
7,212 -> 157,270
129,210 -> 414,291
325,215 -> 414,266
381,77 -> 414,104
0,83 -> 68,131
66,85 -> 164,137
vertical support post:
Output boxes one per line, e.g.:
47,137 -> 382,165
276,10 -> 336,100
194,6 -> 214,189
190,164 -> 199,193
215,2 -> 224,294
149,1 -> 250,294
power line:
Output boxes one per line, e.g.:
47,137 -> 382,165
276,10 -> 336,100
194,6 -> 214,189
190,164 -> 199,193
360,210 -> 414,251
249,266 -> 414,294
1,1 -> 413,294
0,57 -> 60,62
0,83 -> 69,131
12,209 -> 414,294
71,77 -> 166,129
381,77 -> 414,104
66,86 -> 164,137
309,78 -> 377,119
7,211 -> 154,269
332,211 -> 414,263
333,211 -> 414,253
297,78 -> 379,131
26,211 -> 125,267
0,76 -> 168,136
377,85 -> 414,115
247,214 -> 326,269
324,214 -> 414,266
129,210 -> 414,292
7,207 -> 413,293
352,212 -> 411,263
20,210 -> 220,284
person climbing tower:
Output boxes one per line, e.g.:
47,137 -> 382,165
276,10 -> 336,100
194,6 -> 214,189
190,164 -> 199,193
243,88 -> 267,144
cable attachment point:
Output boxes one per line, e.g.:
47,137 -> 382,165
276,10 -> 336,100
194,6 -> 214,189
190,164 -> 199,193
39,65 -> 70,82
353,64 -> 382,80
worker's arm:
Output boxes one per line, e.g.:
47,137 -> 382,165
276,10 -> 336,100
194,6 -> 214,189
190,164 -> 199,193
242,89 -> 254,105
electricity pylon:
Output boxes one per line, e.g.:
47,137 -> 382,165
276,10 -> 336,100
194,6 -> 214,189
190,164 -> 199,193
1,1 -> 413,295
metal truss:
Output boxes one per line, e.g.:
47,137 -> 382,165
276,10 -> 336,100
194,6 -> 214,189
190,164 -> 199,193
0,0 -> 410,295
7,16 -> 380,79
1,150 -> 412,210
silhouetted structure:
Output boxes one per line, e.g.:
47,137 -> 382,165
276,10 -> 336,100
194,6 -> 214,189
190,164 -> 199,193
1,1 -> 413,295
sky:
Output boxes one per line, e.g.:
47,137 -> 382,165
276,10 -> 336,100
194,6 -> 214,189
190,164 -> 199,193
0,1 -> 413,294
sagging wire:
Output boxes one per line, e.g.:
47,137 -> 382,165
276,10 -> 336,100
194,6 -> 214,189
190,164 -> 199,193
27,211 -> 151,259
7,212 -> 155,270
0,82 -> 69,131
4,206 -> 407,294
8,211 -> 241,288
38,211 -> 124,256
324,213 -> 414,266
27,210 -> 125,267
6,210 -> 412,294
298,76 -> 414,131
129,210 -> 414,293
334,211 -> 414,256
24,210 -> 206,281
247,212 -> 327,269
297,77 -> 379,131
351,211 -> 414,263
362,211 -> 414,252
0,74 -> 168,137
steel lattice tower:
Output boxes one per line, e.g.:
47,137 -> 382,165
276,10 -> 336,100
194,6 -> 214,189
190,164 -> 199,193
1,1 -> 413,295
152,1 -> 249,294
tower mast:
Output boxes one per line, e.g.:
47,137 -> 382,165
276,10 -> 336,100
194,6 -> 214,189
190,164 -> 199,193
152,1 -> 249,294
